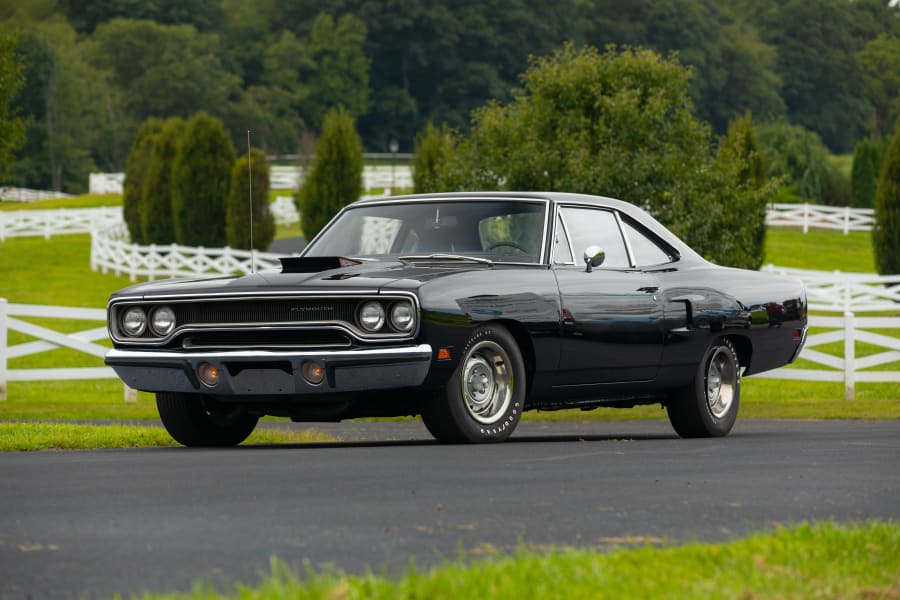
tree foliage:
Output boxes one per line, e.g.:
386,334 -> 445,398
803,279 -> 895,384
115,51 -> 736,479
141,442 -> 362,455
757,123 -> 831,203
851,137 -> 884,209
857,33 -> 900,139
297,107 -> 363,241
445,43 -> 770,269
123,118 -> 163,244
413,121 -> 455,194
141,117 -> 184,244
171,113 -> 235,247
873,125 -> 900,275
0,29 -> 25,181
226,148 -> 275,251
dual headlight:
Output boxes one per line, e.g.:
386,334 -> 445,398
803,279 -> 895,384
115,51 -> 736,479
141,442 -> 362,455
120,305 -> 176,338
358,300 -> 416,334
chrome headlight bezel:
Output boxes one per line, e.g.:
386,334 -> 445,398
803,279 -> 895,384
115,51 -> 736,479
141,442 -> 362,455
358,301 -> 386,332
120,306 -> 147,337
150,305 -> 176,337
389,301 -> 415,332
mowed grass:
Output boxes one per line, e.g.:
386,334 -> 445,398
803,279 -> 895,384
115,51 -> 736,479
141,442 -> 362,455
136,521 -> 900,600
764,228 -> 876,272
0,194 -> 122,211
0,422 -> 335,451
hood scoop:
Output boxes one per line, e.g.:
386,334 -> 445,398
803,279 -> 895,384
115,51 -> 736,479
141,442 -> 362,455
280,256 -> 361,273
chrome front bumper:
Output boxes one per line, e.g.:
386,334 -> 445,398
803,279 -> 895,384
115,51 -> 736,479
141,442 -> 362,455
105,345 -> 433,396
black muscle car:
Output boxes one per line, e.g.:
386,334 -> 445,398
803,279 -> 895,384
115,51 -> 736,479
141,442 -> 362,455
105,192 -> 807,445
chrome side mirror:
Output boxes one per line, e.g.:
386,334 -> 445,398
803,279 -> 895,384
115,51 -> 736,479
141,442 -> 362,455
583,246 -> 605,273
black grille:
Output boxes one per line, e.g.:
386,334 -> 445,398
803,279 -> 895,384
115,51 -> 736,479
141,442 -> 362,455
181,329 -> 351,349
173,299 -> 358,327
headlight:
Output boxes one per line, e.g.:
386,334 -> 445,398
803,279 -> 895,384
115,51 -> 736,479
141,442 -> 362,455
358,301 -> 385,332
390,302 -> 415,332
121,306 -> 147,337
150,305 -> 176,336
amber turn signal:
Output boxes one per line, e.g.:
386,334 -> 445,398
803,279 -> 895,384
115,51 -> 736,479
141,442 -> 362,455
301,361 -> 325,385
197,362 -> 219,387
437,347 -> 452,360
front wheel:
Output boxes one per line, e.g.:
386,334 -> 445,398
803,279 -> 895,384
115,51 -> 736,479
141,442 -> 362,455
421,324 -> 525,443
157,392 -> 258,447
666,338 -> 740,438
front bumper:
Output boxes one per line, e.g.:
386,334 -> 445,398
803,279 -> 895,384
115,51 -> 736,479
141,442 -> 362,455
105,345 -> 433,396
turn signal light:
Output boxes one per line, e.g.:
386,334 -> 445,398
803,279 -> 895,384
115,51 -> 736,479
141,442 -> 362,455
301,361 -> 325,385
437,347 -> 452,361
197,362 -> 219,387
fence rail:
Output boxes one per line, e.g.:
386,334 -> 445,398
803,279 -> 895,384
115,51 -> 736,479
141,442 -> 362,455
765,203 -> 875,234
761,265 -> 900,313
0,299 -> 134,402
0,206 -> 122,240
752,312 -> 900,400
90,222 -> 289,281
0,187 -> 72,202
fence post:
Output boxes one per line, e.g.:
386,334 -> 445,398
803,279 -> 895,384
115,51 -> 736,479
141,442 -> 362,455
844,311 -> 855,401
803,203 -> 810,234
0,298 -> 7,401
124,385 -> 137,403
843,206 -> 850,235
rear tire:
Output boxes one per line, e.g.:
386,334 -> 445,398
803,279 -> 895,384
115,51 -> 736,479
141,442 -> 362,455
157,392 -> 258,447
666,338 -> 740,438
421,324 -> 525,443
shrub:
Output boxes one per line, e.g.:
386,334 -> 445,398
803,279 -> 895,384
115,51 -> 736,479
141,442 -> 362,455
873,125 -> 900,274
226,148 -> 274,251
123,118 -> 163,243
851,138 -> 885,209
141,117 -> 184,244
413,121 -> 455,193
297,107 -> 363,241
757,122 -> 830,203
170,112 -> 235,247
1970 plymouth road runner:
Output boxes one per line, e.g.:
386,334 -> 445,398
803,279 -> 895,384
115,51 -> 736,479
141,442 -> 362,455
105,192 -> 807,445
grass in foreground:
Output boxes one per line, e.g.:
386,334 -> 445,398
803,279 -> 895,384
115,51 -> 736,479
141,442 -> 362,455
0,422 -> 335,451
137,521 -> 899,599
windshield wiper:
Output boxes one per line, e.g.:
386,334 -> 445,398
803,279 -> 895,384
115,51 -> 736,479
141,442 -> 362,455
399,253 -> 494,266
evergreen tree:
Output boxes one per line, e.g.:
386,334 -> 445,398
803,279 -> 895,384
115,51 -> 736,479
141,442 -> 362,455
873,125 -> 900,274
226,148 -> 274,251
123,118 -> 163,244
297,107 -> 363,241
413,121 -> 455,193
171,112 -> 235,246
141,117 -> 184,244
0,30 -> 25,181
851,137 -> 884,209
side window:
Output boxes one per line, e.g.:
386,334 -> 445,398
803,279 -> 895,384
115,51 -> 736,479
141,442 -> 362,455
553,214 -> 574,264
622,219 -> 672,267
559,207 -> 629,269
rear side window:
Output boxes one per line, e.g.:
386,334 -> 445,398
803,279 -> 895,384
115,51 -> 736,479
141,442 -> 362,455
622,219 -> 673,267
558,207 -> 629,269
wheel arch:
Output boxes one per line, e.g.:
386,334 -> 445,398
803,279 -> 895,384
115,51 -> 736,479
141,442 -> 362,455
724,334 -> 752,374
491,318 -> 536,399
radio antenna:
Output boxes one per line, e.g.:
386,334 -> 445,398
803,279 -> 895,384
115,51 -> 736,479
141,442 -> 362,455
247,130 -> 255,274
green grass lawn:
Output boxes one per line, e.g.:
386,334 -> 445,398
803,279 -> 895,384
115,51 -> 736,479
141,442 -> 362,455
0,194 -> 122,211
764,228 -> 875,272
135,521 -> 899,599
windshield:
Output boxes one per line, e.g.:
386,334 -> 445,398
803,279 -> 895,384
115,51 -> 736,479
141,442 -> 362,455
303,200 -> 547,264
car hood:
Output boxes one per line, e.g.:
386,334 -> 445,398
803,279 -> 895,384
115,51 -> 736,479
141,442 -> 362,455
108,260 -> 533,300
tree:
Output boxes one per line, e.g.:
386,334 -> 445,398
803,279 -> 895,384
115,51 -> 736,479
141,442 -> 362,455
297,106 -> 363,241
0,29 -> 25,181
59,0 -> 224,34
226,148 -> 274,251
757,123 -> 831,203
171,113 -> 235,247
851,137 -> 884,209
123,118 -> 163,244
873,125 -> 900,275
445,43 -> 769,269
141,117 -> 184,244
857,33 -> 900,139
413,121 -> 455,193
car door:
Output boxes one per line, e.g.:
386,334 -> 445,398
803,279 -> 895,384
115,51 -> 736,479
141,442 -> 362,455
552,206 -> 665,386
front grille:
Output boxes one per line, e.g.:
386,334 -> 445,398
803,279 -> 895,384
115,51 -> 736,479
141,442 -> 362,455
173,299 -> 357,326
181,329 -> 352,349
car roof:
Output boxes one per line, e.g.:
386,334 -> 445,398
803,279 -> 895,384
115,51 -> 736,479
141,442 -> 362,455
349,191 -> 702,262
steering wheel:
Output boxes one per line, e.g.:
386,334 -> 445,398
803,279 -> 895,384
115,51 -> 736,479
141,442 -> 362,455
486,241 -> 529,253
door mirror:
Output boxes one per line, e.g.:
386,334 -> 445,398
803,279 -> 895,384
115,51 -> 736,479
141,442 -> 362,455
583,246 -> 605,272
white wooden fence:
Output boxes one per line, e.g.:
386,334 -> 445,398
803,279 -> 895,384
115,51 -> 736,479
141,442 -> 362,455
90,222 -> 290,281
0,187 -> 72,202
0,298 -> 135,402
753,312 -> 900,401
761,265 -> 900,313
766,203 -> 875,234
0,206 -> 122,240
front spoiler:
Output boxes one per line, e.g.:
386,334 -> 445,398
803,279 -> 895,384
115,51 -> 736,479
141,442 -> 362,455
105,345 -> 433,396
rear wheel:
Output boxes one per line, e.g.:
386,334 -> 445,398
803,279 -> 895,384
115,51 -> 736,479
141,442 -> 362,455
156,392 -> 258,447
421,324 -> 525,443
666,338 -> 740,438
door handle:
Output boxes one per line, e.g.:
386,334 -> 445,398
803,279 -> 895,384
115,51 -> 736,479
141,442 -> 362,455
637,286 -> 659,293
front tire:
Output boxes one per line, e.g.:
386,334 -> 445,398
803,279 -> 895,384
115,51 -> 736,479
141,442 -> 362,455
666,338 -> 740,438
157,392 -> 258,447
421,324 -> 525,443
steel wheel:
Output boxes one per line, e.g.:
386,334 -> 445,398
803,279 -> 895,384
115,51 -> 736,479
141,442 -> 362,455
705,347 -> 737,419
460,340 -> 514,425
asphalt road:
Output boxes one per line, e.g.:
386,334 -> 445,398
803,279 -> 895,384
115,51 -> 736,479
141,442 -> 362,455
2,419 -> 899,599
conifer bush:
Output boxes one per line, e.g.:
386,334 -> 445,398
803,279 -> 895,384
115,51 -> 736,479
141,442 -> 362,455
873,126 -> 900,274
170,113 -> 235,247
123,118 -> 163,244
226,148 -> 274,250
851,138 -> 884,209
141,117 -> 184,244
413,121 -> 455,193
297,107 -> 363,241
